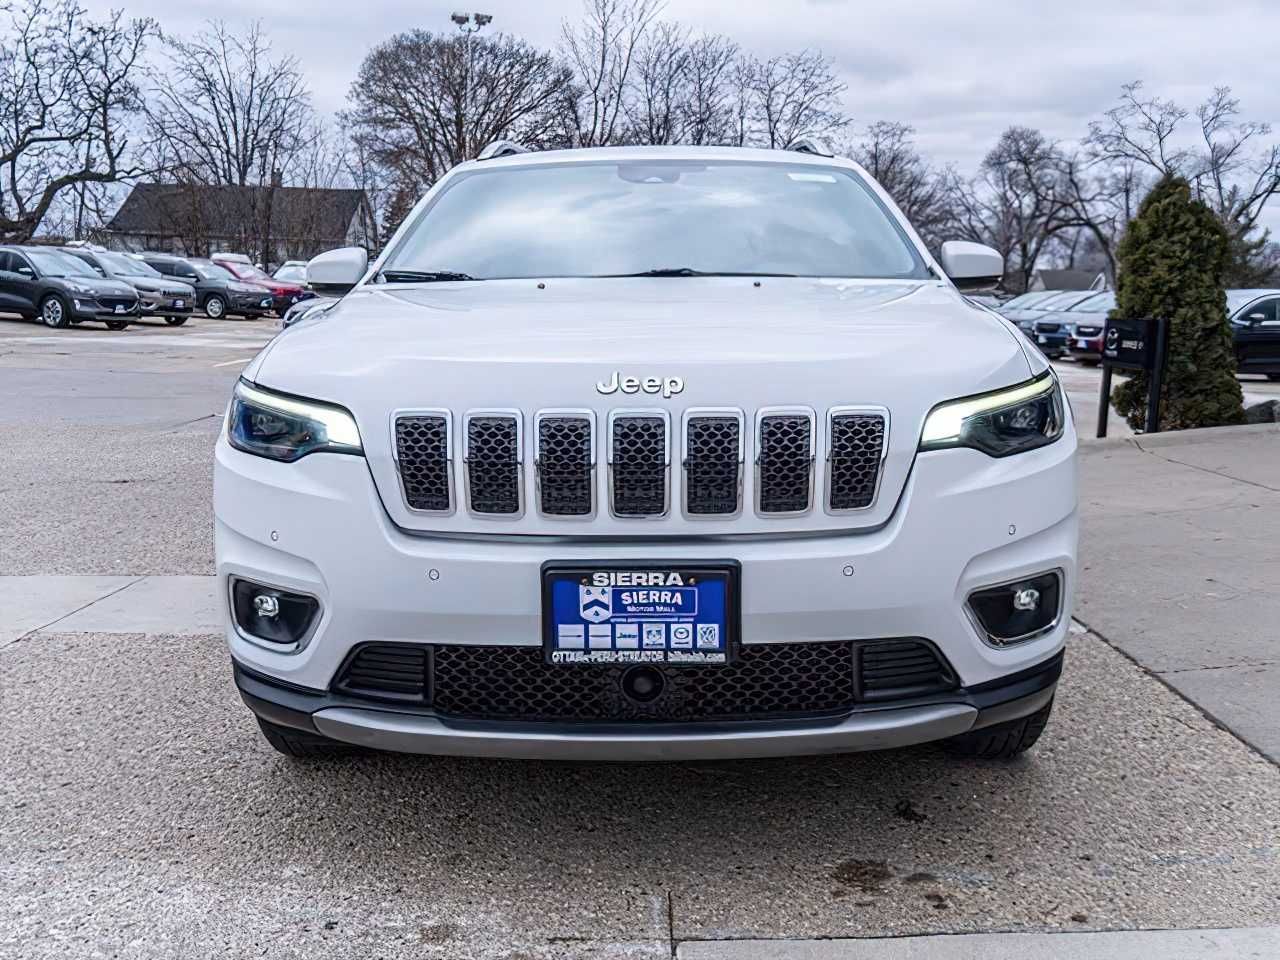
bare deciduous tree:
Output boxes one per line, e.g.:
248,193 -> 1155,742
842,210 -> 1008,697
146,20 -> 317,188
848,121 -> 953,250
560,0 -> 662,147
0,0 -> 154,242
345,29 -> 572,187
738,50 -> 850,149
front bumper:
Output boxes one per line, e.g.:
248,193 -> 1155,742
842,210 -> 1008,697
70,298 -> 139,321
215,414 -> 1078,757
229,292 -> 274,314
271,291 -> 313,314
1068,335 -> 1103,360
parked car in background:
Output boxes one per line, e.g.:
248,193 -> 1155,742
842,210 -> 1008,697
964,292 -> 1006,310
62,247 -> 196,325
135,254 -> 274,320
279,295 -> 339,330
212,253 -> 314,316
272,261 -> 308,284
0,245 -> 139,329
1062,292 -> 1116,365
1228,289 -> 1280,380
1028,291 -> 1108,358
998,290 -> 1066,333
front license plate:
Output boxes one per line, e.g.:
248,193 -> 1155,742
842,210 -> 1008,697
1036,335 -> 1047,344
542,563 -> 737,665
1077,339 -> 1090,349
174,299 -> 185,309
114,305 -> 126,314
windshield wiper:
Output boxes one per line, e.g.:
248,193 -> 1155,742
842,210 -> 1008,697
607,267 -> 797,278
376,269 -> 478,283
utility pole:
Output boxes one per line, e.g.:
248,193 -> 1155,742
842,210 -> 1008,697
450,12 -> 493,159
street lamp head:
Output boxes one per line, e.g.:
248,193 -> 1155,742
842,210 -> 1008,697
450,12 -> 470,25
474,12 -> 493,26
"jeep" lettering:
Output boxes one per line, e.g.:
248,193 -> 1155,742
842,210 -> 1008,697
595,371 -> 685,398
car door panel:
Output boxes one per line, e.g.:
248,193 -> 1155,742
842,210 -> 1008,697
1235,298 -> 1280,373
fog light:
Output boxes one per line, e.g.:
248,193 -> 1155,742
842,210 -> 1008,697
966,572 -> 1061,646
1012,587 -> 1040,612
230,578 -> 319,648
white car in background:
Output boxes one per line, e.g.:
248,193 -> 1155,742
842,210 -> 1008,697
215,144 -> 1077,763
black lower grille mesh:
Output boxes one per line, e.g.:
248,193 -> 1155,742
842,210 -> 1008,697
685,416 -> 741,515
466,415 -> 520,514
537,416 -> 593,515
331,639 -> 957,722
431,642 -> 857,722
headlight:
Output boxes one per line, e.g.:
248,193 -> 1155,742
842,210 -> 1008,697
69,284 -> 96,296
228,380 -> 362,462
919,372 -> 1064,457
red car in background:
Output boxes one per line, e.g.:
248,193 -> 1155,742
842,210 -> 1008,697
212,253 -> 314,316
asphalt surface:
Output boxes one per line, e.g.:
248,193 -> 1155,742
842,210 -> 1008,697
3,316 -> 1280,957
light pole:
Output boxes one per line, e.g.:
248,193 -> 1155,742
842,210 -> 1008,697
451,12 -> 492,158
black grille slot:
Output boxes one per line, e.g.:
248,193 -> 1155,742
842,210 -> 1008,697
758,414 -> 812,513
396,415 -> 451,512
828,412 -> 886,511
333,644 -> 428,703
537,416 -> 593,516
98,296 -> 136,310
430,642 -> 858,722
858,639 -> 956,702
685,416 -> 741,515
466,415 -> 521,514
611,416 -> 667,516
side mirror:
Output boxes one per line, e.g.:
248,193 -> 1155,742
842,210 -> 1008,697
940,241 -> 1003,292
307,247 -> 367,296
1246,312 -> 1267,326
16,266 -> 34,278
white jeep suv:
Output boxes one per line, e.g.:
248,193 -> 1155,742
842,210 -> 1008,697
215,144 -> 1076,762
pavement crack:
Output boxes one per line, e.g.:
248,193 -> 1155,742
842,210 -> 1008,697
1157,659 -> 1280,675
1076,615 -> 1280,769
667,890 -> 676,959
2,576 -> 146,651
1133,441 -> 1280,493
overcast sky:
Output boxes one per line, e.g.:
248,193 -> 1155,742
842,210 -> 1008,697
86,0 -> 1280,232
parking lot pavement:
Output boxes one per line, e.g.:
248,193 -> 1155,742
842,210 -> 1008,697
0,313 -> 276,426
3,624 -> 1279,958
1077,424 -> 1280,762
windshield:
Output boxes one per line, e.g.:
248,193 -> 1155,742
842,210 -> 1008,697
1069,292 -> 1115,313
100,251 -> 161,277
194,262 -> 236,281
228,262 -> 271,281
274,265 -> 306,283
1003,291 -> 1053,309
382,160 -> 927,281
29,250 -> 98,278
1037,290 -> 1095,311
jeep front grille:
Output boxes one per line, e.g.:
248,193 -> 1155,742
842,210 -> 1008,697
536,414 -> 594,516
827,409 -> 887,511
609,413 -> 669,517
757,411 -> 814,514
464,413 -> 521,515
395,414 -> 451,512
393,406 -> 889,521
684,413 -> 743,515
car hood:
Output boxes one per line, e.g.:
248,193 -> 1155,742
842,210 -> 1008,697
251,277 -> 1034,536
60,277 -> 138,297
228,280 -> 271,294
126,276 -> 195,296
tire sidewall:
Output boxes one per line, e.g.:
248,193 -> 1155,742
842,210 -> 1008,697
205,294 -> 227,319
40,294 -> 70,329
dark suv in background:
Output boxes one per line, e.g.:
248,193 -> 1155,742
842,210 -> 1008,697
62,247 -> 196,325
0,246 -> 139,329
135,253 -> 273,320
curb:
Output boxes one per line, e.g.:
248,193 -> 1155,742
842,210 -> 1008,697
1078,420 -> 1280,453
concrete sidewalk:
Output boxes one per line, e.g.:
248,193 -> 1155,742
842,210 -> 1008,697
1077,422 -> 1280,762
678,927 -> 1280,958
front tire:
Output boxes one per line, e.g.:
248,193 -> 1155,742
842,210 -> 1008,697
105,319 -> 130,331
941,698 -> 1054,760
256,718 -> 361,759
204,294 -> 227,319
40,294 -> 71,329
165,316 -> 188,326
